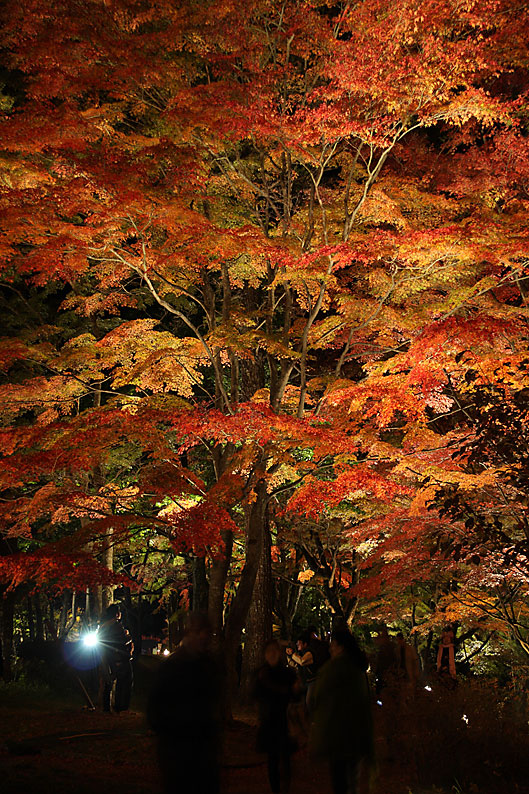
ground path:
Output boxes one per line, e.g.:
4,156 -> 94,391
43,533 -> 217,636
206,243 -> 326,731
1,691 -> 526,794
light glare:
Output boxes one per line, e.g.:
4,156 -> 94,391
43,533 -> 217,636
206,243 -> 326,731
83,631 -> 99,648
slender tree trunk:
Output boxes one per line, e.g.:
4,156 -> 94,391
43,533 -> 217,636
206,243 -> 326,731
85,587 -> 91,626
94,586 -> 103,621
102,527 -> 114,612
47,594 -> 57,639
61,590 -> 78,638
58,591 -> 69,638
27,595 -> 35,641
1,591 -> 16,681
275,576 -> 302,639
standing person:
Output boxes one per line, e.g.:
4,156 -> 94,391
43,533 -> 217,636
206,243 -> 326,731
395,632 -> 421,692
306,625 -> 330,707
373,626 -> 398,698
307,625 -> 331,672
147,612 -> 223,794
98,603 -> 133,713
286,631 -> 314,693
254,639 -> 298,794
310,629 -> 374,794
437,623 -> 457,680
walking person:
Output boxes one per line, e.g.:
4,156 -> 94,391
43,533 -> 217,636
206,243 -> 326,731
147,612 -> 223,794
310,628 -> 374,794
254,639 -> 299,794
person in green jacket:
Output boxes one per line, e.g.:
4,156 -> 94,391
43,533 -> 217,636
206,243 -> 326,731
310,628 -> 374,794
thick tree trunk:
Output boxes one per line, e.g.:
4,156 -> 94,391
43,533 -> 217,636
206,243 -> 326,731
223,480 -> 268,707
192,555 -> 209,613
240,516 -> 272,702
208,529 -> 233,643
34,591 -> 45,641
27,595 -> 35,641
1,591 -> 16,681
102,527 -> 114,612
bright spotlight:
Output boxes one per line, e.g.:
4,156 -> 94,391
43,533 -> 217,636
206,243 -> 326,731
82,631 -> 99,648
424,685 -> 432,692
163,648 -> 170,656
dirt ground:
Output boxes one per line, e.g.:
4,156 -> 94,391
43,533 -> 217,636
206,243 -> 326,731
0,702 -> 411,794
1,681 -> 527,794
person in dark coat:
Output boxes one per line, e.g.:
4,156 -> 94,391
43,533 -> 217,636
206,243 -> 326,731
98,604 -> 133,713
147,612 -> 223,794
310,628 -> 374,794
254,639 -> 298,794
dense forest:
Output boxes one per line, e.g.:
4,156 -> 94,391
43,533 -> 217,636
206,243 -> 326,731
0,0 -> 528,696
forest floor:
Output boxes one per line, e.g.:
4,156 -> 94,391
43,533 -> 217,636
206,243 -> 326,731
1,666 -> 528,794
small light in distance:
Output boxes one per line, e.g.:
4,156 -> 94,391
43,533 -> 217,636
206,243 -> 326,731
163,648 -> 170,656
82,631 -> 99,648
424,685 -> 432,691
376,700 -> 383,707
462,714 -> 469,724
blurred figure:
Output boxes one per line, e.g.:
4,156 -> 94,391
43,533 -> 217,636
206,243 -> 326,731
147,612 -> 223,794
254,639 -> 298,794
98,603 -> 133,713
307,625 -> 331,673
373,626 -> 398,697
286,631 -> 314,695
310,629 -> 373,794
395,632 -> 421,692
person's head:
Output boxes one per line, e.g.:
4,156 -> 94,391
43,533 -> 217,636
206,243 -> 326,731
264,639 -> 282,667
104,604 -> 121,621
330,628 -> 368,670
297,630 -> 311,651
375,626 -> 390,645
181,612 -> 212,654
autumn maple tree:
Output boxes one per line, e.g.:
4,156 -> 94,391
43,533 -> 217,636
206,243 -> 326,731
1,0 -> 529,684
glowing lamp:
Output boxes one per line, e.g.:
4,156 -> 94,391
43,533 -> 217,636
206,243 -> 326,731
82,631 -> 99,649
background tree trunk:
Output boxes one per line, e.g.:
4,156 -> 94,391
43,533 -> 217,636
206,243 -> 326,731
34,591 -> 44,641
1,591 -> 16,681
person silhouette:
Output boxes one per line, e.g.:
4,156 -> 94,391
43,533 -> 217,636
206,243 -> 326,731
254,639 -> 298,794
147,612 -> 223,794
98,604 -> 133,713
310,629 -> 373,794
